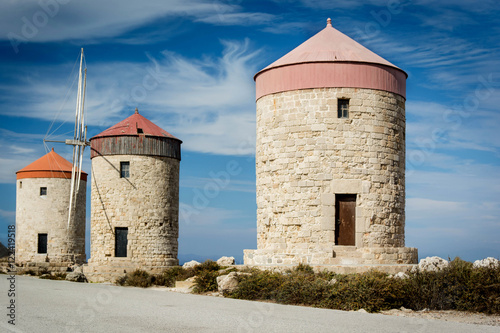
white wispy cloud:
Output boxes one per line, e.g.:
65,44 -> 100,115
406,163 -> 500,260
0,209 -> 15,221
0,0 -> 276,46
179,203 -> 243,227
406,100 -> 500,160
411,0 -> 498,13
196,12 -> 275,25
288,0 -> 392,9
0,39 -> 260,157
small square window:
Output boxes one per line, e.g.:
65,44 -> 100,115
38,233 -> 47,254
137,128 -> 144,134
40,187 -> 47,196
120,162 -> 130,178
338,99 -> 349,119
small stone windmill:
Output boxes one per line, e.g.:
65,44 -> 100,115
16,49 -> 88,268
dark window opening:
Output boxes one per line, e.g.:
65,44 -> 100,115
19,181 -> 22,189
38,233 -> 47,254
115,227 -> 128,257
338,99 -> 349,119
335,194 -> 356,246
40,187 -> 47,196
120,162 -> 130,178
137,128 -> 144,134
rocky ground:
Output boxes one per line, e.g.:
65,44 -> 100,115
380,307 -> 500,327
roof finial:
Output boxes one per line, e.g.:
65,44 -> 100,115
327,18 -> 332,27
135,107 -> 139,114
51,147 -> 54,152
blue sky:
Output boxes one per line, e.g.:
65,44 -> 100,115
0,0 -> 499,263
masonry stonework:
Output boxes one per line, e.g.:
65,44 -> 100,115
15,177 -> 86,265
244,88 -> 416,266
85,110 -> 181,282
88,154 -> 179,271
244,20 -> 417,267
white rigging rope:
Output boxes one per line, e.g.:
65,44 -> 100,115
44,53 -> 81,141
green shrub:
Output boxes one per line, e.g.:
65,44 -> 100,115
292,263 -> 315,275
116,270 -> 154,288
323,271 -> 402,312
191,260 -> 224,293
227,259 -> 500,314
402,257 -> 500,314
228,270 -> 285,300
157,266 -> 196,287
193,270 -> 220,293
194,260 -> 221,274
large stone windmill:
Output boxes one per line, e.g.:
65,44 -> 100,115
245,19 -> 417,269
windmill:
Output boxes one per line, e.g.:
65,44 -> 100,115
44,48 -> 89,227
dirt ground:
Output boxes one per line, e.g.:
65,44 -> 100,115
380,307 -> 500,327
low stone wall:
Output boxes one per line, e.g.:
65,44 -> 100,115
83,261 -> 177,283
244,246 -> 417,266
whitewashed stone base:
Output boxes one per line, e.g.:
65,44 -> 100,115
244,246 -> 417,266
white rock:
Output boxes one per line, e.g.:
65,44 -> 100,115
217,256 -> 235,266
413,256 -> 449,272
473,257 -> 499,268
66,272 -> 87,283
393,272 -> 408,279
217,272 -> 239,293
182,260 -> 200,269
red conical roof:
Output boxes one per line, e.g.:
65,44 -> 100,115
257,18 -> 405,77
91,108 -> 180,141
254,19 -> 407,100
16,148 -> 87,181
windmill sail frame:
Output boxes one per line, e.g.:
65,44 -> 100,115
43,48 -> 89,228
66,48 -> 88,228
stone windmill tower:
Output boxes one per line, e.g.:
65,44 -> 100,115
244,19 -> 417,268
86,108 -> 181,280
15,148 -> 87,267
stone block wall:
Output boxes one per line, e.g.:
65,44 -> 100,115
15,177 -> 86,265
245,87 -> 416,265
88,154 -> 179,271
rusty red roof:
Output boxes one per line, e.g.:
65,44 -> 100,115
256,18 -> 405,78
91,108 -> 180,141
17,148 -> 87,181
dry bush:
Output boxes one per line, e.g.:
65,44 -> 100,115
228,260 -> 500,314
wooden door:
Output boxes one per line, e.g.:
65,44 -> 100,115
115,227 -> 128,257
335,195 -> 356,246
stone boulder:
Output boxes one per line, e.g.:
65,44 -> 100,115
413,256 -> 449,272
217,256 -> 235,266
66,272 -> 87,283
389,272 -> 409,279
182,260 -> 200,269
216,272 -> 239,293
70,265 -> 83,274
473,257 -> 500,268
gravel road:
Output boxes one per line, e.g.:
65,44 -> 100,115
1,275 -> 498,333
